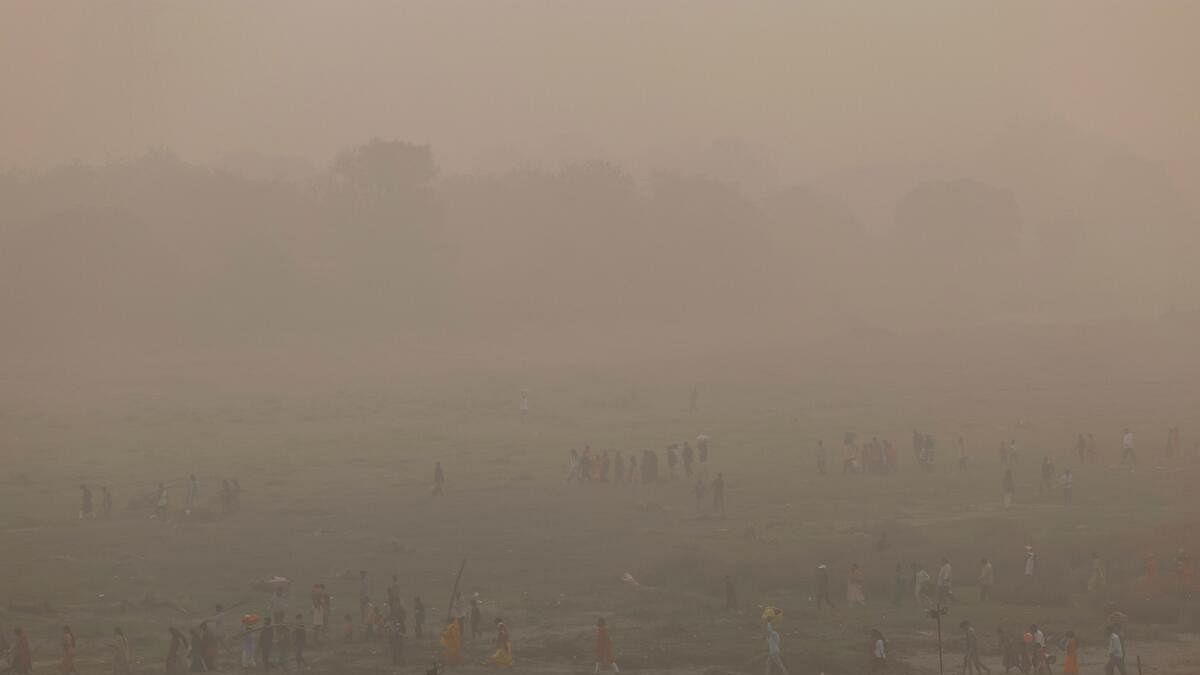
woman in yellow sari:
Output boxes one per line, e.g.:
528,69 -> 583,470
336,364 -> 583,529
440,618 -> 463,665
488,618 -> 513,668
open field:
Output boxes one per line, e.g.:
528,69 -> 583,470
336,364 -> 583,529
4,322 -> 1200,674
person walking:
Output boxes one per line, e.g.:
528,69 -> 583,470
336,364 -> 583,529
814,564 -> 835,609
1002,468 -> 1015,510
763,621 -> 789,675
1105,625 -> 1128,675
594,618 -> 619,673
978,558 -> 995,601
960,621 -> 990,675
1121,428 -> 1136,467
936,557 -> 955,604
870,629 -> 887,673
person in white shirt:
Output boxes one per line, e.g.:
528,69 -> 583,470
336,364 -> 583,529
1024,546 -> 1037,577
764,621 -> 788,675
870,629 -> 887,673
519,390 -> 529,424
1105,625 -> 1127,675
1121,429 -> 1136,466
936,558 -> 955,603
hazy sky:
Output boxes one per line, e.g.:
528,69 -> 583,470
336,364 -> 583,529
3,2 -> 1198,175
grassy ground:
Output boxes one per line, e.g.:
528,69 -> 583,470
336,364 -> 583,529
3,329 -> 1200,674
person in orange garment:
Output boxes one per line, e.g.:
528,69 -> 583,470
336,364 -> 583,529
1062,630 -> 1079,675
594,617 -> 619,673
439,618 -> 463,666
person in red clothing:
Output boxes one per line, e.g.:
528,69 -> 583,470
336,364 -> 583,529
594,617 -> 619,673
12,628 -> 32,675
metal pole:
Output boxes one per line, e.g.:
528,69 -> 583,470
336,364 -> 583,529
936,606 -> 944,675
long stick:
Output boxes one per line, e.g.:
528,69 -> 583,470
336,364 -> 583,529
444,558 -> 468,625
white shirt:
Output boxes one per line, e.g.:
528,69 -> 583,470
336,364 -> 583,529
937,563 -> 953,587
767,627 -> 781,655
1034,630 -> 1045,647
874,638 -> 886,659
1108,633 -> 1123,658
1123,432 -> 1134,450
1024,553 -> 1036,576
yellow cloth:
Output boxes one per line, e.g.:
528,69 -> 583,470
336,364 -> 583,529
440,620 -> 463,665
761,606 -> 783,624
488,643 -> 513,668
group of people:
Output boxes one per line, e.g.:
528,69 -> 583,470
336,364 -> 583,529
565,434 -> 712,486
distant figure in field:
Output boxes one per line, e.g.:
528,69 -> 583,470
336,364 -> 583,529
292,614 -> 308,670
101,485 -> 113,518
519,389 -> 529,424
724,575 -> 738,611
358,571 -> 370,623
1105,625 -> 1128,675
1023,545 -> 1037,578
958,436 -> 968,471
869,629 -> 887,674
892,563 -> 907,607
689,385 -> 698,413
1086,433 -> 1098,462
488,618 -> 513,667
936,557 -> 955,603
1061,468 -> 1074,505
413,596 -> 426,638
166,626 -> 189,674
847,563 -> 867,607
112,627 -> 133,675
261,617 -> 276,668
155,482 -> 169,521
1121,428 -> 1136,467
711,473 -> 726,516
696,434 -> 709,463
913,563 -> 932,609
470,593 -> 483,641
11,628 -> 32,675
1040,457 -> 1055,494
814,564 -> 835,609
1144,551 -> 1158,580
188,473 -> 200,510
666,445 -> 679,480
1002,468 -> 1015,510
682,442 -> 694,477
1062,630 -> 1080,675
978,558 -> 995,601
594,617 -> 618,673
816,440 -> 827,475
960,621 -> 989,675
996,627 -> 1021,674
763,621 -> 789,675
61,625 -> 79,675
1088,552 -> 1107,592
80,484 -> 94,520
440,619 -> 463,665
433,462 -> 445,496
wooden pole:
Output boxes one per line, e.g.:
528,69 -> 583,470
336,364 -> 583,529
444,558 -> 468,625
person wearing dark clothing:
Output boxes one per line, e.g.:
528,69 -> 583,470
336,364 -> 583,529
414,597 -> 426,639
260,618 -> 275,671
815,564 -> 835,609
469,594 -> 483,641
711,473 -> 726,515
387,617 -> 406,667
293,614 -> 308,669
723,576 -> 737,611
433,462 -> 446,496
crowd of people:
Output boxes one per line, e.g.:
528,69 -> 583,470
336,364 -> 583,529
13,420 -> 1197,674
